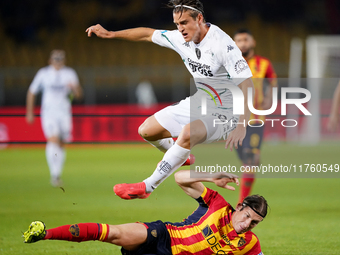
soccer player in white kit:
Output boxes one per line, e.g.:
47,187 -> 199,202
26,50 -> 83,187
86,0 -> 254,199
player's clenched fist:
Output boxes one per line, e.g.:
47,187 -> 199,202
86,24 -> 112,38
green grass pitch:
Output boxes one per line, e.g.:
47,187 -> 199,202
0,142 -> 340,254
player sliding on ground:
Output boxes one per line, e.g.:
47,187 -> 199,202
86,0 -> 254,200
23,170 -> 267,255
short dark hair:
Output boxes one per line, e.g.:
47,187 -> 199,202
242,194 -> 268,218
234,28 -> 252,37
168,0 -> 205,22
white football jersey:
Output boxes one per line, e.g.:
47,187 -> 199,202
29,65 -> 79,114
152,24 -> 252,108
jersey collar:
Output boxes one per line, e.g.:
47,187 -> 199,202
193,23 -> 212,48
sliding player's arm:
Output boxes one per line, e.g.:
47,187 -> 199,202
225,77 -> 254,151
86,24 -> 155,42
174,170 -> 239,199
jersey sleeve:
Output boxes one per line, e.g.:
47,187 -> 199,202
217,39 -> 253,86
241,232 -> 263,255
28,69 -> 44,94
196,186 -> 228,209
151,29 -> 179,51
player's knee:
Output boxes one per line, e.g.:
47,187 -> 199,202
242,150 -> 260,166
47,136 -> 60,144
139,116 -> 159,139
138,120 -> 151,139
174,170 -> 185,185
138,124 -> 146,138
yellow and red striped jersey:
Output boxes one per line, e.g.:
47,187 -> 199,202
248,55 -> 277,122
165,187 -> 263,255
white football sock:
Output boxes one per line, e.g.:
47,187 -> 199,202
144,143 -> 190,193
46,142 -> 66,179
145,138 -> 175,153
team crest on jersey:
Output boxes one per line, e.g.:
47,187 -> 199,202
234,59 -> 248,74
238,237 -> 246,247
151,229 -> 157,238
183,42 -> 190,48
69,224 -> 80,237
196,48 -> 201,59
202,225 -> 213,237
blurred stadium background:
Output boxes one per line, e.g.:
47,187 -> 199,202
0,0 -> 340,143
0,0 -> 340,254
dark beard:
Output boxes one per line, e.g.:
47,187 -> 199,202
242,50 -> 250,58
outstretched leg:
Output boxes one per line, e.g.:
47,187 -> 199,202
23,221 -> 147,252
143,119 -> 207,191
139,115 -> 195,166
138,115 -> 174,152
114,120 -> 206,199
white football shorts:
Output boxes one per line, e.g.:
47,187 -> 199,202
41,111 -> 72,142
154,96 -> 238,144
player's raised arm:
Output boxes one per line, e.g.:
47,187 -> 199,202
225,77 -> 254,151
174,170 -> 239,199
86,24 -> 155,42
